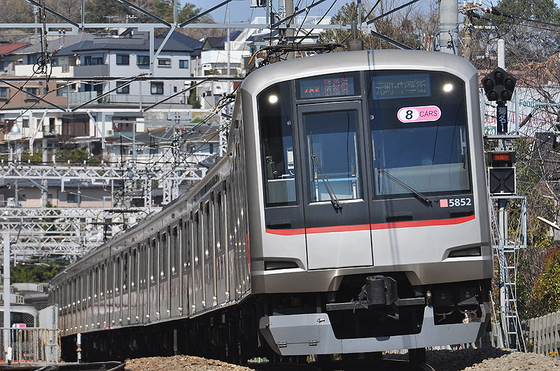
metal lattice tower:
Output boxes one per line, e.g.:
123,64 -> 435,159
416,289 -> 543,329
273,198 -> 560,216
490,195 -> 527,351
0,162 -> 208,259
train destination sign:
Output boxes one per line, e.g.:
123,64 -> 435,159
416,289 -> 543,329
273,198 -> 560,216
371,73 -> 431,100
298,75 -> 357,99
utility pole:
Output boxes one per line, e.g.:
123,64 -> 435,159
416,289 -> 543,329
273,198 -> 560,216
438,0 -> 459,54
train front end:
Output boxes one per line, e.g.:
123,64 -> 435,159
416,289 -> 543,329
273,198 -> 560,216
242,49 -> 493,356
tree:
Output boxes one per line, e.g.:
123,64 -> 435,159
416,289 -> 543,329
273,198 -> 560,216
318,0 -> 437,50
470,0 -> 560,70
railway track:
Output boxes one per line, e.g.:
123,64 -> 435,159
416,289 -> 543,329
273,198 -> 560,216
248,359 -> 435,371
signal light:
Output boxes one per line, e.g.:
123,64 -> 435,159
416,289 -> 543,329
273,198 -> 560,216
488,151 -> 515,167
482,67 -> 516,102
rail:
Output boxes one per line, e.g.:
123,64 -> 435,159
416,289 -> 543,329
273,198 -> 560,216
0,328 -> 60,363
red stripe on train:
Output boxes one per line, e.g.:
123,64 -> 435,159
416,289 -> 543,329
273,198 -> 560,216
265,215 -> 476,236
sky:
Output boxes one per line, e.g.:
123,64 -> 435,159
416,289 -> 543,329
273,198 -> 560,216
186,0 -> 346,25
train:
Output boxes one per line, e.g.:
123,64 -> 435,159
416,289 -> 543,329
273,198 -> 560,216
49,49 -> 493,364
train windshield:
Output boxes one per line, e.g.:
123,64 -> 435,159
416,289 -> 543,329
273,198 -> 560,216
258,82 -> 297,206
367,71 -> 471,198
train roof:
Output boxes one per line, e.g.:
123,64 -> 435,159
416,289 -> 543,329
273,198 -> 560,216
241,49 -> 478,95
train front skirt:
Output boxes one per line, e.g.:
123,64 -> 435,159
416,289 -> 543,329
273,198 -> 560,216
259,303 -> 490,355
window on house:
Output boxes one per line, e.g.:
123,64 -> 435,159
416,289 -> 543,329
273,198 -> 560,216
25,87 -> 38,98
151,82 -> 164,95
116,81 -> 130,94
137,56 -> 150,66
179,60 -> 189,69
67,193 -> 78,203
117,54 -> 129,65
92,57 -> 103,65
0,87 -> 7,98
22,118 -> 29,128
84,56 -> 91,65
158,58 -> 171,67
56,84 -> 68,97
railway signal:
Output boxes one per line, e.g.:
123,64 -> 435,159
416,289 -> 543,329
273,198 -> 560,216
488,151 -> 516,195
482,68 -> 516,134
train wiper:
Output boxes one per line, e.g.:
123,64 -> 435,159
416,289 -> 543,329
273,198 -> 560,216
311,154 -> 343,211
378,169 -> 432,205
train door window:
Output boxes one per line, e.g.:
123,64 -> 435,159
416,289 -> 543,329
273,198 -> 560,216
216,192 -> 223,253
140,243 -> 147,289
100,265 -> 105,299
94,267 -> 99,299
115,256 -> 121,295
205,201 -> 213,263
108,259 -> 114,298
183,220 -> 190,273
171,226 -> 178,276
150,238 -> 157,285
131,248 -> 137,291
194,211 -> 200,267
161,232 -> 168,281
257,81 -> 297,206
123,253 -> 128,292
367,71 -> 471,197
303,108 -> 362,202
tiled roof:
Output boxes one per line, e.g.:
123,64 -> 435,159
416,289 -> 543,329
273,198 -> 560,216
0,42 -> 31,56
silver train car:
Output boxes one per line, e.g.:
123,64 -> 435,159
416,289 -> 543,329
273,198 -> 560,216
49,49 -> 492,363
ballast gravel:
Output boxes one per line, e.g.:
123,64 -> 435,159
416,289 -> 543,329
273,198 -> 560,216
124,348 -> 560,371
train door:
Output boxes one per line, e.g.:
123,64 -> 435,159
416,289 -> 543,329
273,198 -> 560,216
204,200 -> 214,308
192,210 -> 203,314
160,231 -> 169,319
130,247 -> 137,325
215,189 -> 227,305
139,242 -> 148,324
170,224 -> 181,317
183,219 -> 191,316
149,237 -> 158,322
297,102 -> 373,269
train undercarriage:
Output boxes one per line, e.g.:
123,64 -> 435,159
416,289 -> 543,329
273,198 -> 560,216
61,275 -> 491,364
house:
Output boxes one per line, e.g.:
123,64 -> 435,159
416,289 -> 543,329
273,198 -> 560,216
0,42 -> 31,76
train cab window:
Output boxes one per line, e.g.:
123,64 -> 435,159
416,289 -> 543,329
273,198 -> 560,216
258,82 -> 297,206
304,109 -> 362,202
367,71 -> 471,198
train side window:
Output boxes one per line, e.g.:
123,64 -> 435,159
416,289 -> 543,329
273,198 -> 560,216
258,81 -> 297,207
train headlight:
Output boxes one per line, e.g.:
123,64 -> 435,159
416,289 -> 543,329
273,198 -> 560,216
443,83 -> 453,93
268,94 -> 278,104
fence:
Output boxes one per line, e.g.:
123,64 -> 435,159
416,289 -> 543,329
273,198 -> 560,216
524,311 -> 560,356
0,328 -> 60,363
